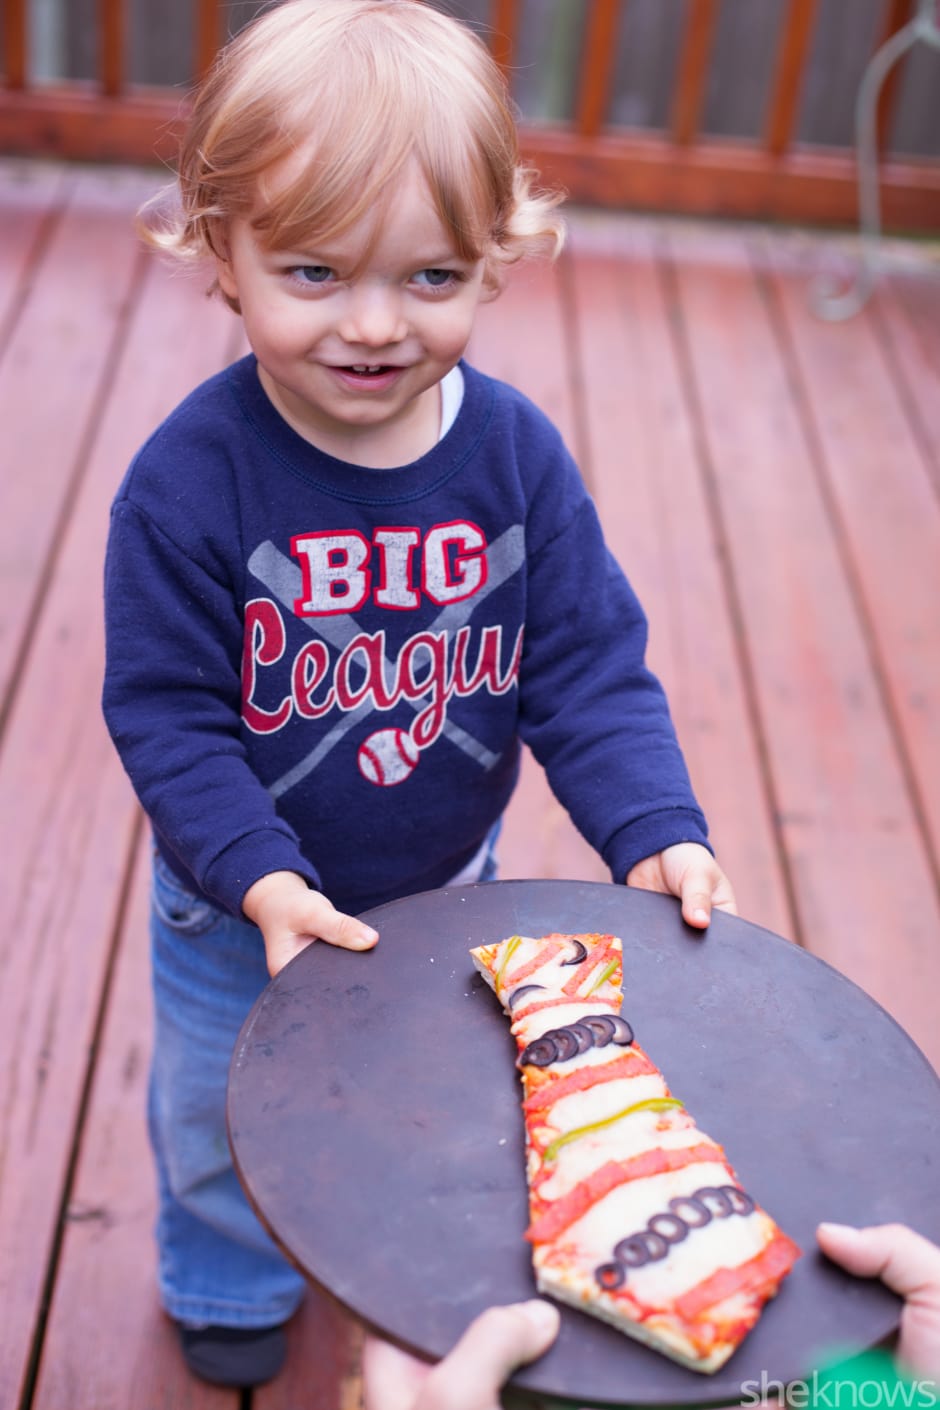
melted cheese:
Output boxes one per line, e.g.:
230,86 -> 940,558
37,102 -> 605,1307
497,936 -> 622,1011
536,1205 -> 776,1310
512,1001 -> 619,1041
554,1161 -> 738,1273
543,1073 -> 669,1132
534,1109 -> 702,1201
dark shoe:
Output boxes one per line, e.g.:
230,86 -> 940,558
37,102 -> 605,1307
177,1321 -> 288,1387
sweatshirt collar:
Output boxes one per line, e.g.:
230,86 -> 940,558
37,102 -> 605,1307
224,355 -> 493,506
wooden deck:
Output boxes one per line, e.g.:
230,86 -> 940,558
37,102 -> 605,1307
1,156 -> 939,1408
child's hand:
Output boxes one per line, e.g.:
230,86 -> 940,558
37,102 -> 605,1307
243,870 -> 379,977
626,842 -> 736,929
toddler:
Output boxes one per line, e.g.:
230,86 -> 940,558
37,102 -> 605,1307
102,0 -> 735,1389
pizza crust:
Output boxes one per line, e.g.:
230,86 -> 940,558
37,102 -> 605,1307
535,1265 -> 736,1373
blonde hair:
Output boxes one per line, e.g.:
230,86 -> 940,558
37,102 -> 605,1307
141,0 -> 565,297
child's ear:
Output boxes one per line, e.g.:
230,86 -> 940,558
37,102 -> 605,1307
213,259 -> 242,315
215,259 -> 238,302
212,245 -> 243,314
206,219 -> 241,308
214,247 -> 237,300
480,260 -> 505,303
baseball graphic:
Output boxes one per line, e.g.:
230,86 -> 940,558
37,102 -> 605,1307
357,727 -> 420,786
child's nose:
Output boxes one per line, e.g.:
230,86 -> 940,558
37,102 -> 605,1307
339,286 -> 407,348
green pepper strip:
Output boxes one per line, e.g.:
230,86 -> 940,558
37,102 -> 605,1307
542,1097 -> 684,1163
584,958 -> 619,996
495,934 -> 522,986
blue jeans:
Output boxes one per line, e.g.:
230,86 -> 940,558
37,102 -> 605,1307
149,851 -> 306,1327
148,828 -> 500,1328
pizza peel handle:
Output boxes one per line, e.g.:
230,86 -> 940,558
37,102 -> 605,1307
227,880 -> 939,1407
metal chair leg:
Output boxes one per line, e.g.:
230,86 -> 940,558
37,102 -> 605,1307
812,0 -> 940,321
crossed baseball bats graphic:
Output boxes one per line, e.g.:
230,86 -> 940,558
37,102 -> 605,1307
246,524 -> 525,801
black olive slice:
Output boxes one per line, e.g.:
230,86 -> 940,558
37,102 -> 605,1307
559,939 -> 588,967
648,1212 -> 688,1245
667,1195 -> 711,1228
614,1230 -> 670,1266
546,1026 -> 580,1062
516,1035 -> 559,1069
566,1021 -> 597,1054
507,983 -> 545,1010
613,1234 -> 652,1268
722,1185 -> 755,1216
581,1014 -> 618,1044
595,1260 -> 625,1290
640,1229 -> 670,1262
608,1015 -> 634,1046
694,1186 -> 735,1218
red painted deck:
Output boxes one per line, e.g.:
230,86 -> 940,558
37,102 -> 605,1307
1,157 -> 939,1408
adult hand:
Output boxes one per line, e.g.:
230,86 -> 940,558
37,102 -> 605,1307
818,1223 -> 940,1379
626,842 -> 737,929
362,1301 -> 561,1410
242,870 -> 378,976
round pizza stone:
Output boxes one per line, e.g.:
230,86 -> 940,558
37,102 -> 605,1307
227,880 -> 940,1406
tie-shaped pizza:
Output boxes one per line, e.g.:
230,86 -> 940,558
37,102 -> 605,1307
470,931 -> 800,1373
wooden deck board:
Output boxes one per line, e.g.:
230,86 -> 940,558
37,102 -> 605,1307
31,833 -> 238,1410
764,231 -> 940,879
0,168 -> 152,708
877,269 -> 940,501
665,220 -> 940,1066
0,202 -> 236,1409
1,157 -> 938,1407
563,217 -> 794,937
469,261 -> 608,887
0,163 -> 71,353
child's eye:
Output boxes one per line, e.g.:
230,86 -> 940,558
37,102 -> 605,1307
412,268 -> 458,289
289,265 -> 334,285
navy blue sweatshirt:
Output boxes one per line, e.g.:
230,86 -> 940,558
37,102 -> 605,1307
102,356 -> 709,917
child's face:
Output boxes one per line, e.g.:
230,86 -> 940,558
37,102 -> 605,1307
216,159 -> 490,465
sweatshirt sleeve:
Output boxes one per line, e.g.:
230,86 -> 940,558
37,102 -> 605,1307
516,457 -> 710,882
102,498 -> 320,914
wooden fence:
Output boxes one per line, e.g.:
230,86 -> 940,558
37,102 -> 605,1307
1,0 -> 939,230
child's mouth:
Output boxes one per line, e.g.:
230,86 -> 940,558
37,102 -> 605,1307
331,363 -> 406,391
